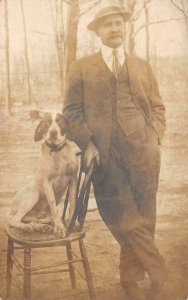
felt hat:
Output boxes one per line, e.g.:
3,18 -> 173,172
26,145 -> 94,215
87,5 -> 131,32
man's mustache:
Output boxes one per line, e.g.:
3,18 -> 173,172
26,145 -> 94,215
108,33 -> 123,39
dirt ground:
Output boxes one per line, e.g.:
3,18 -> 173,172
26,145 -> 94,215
0,80 -> 188,299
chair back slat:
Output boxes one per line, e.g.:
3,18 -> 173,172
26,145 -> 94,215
66,160 -> 95,235
78,179 -> 92,230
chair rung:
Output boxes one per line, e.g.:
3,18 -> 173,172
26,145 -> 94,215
11,255 -> 23,273
13,246 -> 25,250
10,270 -> 22,291
31,258 -> 82,271
31,268 -> 69,275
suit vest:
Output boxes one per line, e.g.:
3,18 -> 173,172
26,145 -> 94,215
104,61 -> 146,136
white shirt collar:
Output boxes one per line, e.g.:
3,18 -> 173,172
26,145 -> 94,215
101,44 -> 125,69
101,44 -> 125,60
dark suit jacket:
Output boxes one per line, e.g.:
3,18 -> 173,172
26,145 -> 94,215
63,52 -> 166,177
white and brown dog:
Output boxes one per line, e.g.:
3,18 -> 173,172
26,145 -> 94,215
8,112 -> 79,237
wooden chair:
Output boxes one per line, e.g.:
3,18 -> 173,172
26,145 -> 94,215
5,160 -> 96,300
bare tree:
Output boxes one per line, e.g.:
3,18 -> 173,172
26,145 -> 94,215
3,0 -> 11,115
144,0 -> 150,62
20,0 -> 32,104
170,0 -> 188,32
90,31 -> 96,54
126,0 -> 137,55
49,0 -> 65,100
170,0 -> 188,17
64,1 -> 79,76
133,17 -> 185,38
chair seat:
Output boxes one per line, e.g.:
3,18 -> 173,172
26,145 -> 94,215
5,224 -> 85,248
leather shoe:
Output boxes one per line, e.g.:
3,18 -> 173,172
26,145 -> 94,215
121,281 -> 144,300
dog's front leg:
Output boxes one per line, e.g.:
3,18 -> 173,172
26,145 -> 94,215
43,180 -> 65,236
68,174 -> 79,225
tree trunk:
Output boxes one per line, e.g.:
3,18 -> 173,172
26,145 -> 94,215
3,0 -> 11,115
65,2 -> 79,77
90,32 -> 96,55
128,22 -> 135,55
126,0 -> 137,55
20,0 -> 32,104
49,0 -> 64,101
57,0 -> 65,100
144,0 -> 150,62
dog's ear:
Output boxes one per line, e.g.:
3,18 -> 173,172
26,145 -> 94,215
34,120 -> 44,142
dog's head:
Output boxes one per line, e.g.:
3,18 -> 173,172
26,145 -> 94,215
34,113 -> 68,144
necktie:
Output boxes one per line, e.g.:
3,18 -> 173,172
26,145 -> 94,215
112,49 -> 121,77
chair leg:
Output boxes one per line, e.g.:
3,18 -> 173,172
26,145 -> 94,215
79,240 -> 96,300
66,242 -> 76,289
23,248 -> 31,300
6,238 -> 14,300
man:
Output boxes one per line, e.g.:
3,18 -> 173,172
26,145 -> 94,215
63,4 -> 167,300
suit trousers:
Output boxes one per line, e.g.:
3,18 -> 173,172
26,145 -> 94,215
93,122 -> 166,285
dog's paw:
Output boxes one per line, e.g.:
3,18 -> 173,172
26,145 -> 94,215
30,222 -> 54,234
20,223 -> 34,232
54,221 -> 65,237
41,224 -> 54,234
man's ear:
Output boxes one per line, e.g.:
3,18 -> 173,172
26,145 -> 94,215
34,120 -> 44,142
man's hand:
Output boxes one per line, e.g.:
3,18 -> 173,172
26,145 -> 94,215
84,140 -> 100,170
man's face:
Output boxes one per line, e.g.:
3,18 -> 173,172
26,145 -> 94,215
97,14 -> 125,49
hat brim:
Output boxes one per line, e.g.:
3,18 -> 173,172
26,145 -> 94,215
87,11 -> 131,32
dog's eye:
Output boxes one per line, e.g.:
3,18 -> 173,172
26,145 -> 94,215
56,117 -> 62,125
46,119 -> 52,125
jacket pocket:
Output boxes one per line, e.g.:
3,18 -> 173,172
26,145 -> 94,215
118,114 -> 146,136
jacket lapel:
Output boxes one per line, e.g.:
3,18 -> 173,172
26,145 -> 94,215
92,51 -> 145,101
126,53 -> 151,122
92,52 -> 113,95
126,53 -> 142,101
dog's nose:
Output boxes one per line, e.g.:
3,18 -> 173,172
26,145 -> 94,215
49,129 -> 58,138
